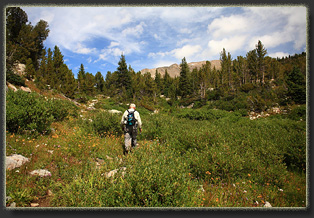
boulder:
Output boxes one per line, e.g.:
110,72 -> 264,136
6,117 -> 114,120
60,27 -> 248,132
108,109 -> 122,114
104,167 -> 126,178
29,169 -> 52,177
20,86 -> 31,93
263,201 -> 272,207
6,82 -> 18,92
13,62 -> 26,76
187,103 -> 194,109
6,154 -> 29,170
86,106 -> 96,111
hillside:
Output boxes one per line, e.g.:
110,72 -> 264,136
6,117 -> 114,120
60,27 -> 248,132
140,60 -> 221,78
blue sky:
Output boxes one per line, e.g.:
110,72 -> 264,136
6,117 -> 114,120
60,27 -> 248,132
21,6 -> 307,79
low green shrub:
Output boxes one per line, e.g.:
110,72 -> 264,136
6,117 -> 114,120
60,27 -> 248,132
6,69 -> 25,87
79,110 -> 123,137
176,108 -> 238,121
117,142 -> 203,207
287,105 -> 306,121
6,90 -> 54,134
47,99 -> 73,121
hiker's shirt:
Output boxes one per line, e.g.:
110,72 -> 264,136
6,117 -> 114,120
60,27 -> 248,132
121,108 -> 142,131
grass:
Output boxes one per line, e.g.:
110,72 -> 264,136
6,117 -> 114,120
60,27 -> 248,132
5,97 -> 307,208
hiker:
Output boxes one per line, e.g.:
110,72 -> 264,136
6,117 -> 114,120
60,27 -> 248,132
121,103 -> 142,154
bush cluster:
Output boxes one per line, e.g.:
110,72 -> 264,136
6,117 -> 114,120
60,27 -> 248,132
6,90 -> 54,134
176,108 -> 243,121
6,90 -> 78,134
6,69 -> 25,87
141,109 -> 306,187
104,142 -> 203,207
79,110 -> 123,137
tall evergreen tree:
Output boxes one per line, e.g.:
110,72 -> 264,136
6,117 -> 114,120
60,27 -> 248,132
6,7 -> 49,70
246,49 -> 258,84
46,48 -> 54,88
256,40 -> 267,84
85,72 -> 95,96
95,71 -> 105,93
36,48 -> 47,88
77,63 -> 86,93
286,66 -> 306,104
117,54 -> 132,97
25,58 -> 35,80
219,48 -> 227,87
53,45 -> 65,89
163,69 -> 172,97
154,70 -> 163,95
198,61 -> 211,99
62,70 -> 77,98
178,57 -> 191,98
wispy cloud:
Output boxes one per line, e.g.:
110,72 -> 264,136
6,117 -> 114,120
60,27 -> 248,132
22,6 -> 307,75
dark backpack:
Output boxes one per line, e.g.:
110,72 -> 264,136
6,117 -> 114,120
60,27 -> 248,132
127,110 -> 137,126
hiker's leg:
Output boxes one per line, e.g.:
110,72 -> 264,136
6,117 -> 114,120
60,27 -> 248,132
124,132 -> 132,152
131,128 -> 138,147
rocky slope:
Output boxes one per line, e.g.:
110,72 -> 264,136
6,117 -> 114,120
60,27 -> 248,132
140,60 -> 221,78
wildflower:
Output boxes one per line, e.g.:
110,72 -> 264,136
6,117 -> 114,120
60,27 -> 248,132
243,190 -> 247,193
248,174 -> 251,177
233,184 -> 236,187
206,171 -> 211,175
216,198 -> 219,202
279,189 -> 283,192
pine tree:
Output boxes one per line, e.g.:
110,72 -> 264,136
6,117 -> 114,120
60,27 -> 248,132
246,49 -> 258,84
227,52 -> 232,88
85,72 -> 95,96
154,70 -> 163,95
198,61 -> 211,99
95,71 -> 105,93
36,49 -> 47,89
32,20 -> 49,69
117,54 -> 132,98
286,66 -> 306,104
46,48 -> 54,88
62,70 -> 77,98
53,45 -> 65,90
77,64 -> 86,93
256,40 -> 267,84
163,70 -> 172,97
179,57 -> 191,98
6,7 -> 49,70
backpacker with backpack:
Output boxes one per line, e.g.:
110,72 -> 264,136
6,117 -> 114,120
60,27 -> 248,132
125,109 -> 137,127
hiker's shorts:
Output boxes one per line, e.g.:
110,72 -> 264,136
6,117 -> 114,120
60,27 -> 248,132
124,126 -> 138,151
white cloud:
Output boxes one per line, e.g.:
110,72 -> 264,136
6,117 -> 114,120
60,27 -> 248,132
148,44 -> 202,62
74,43 -> 97,54
153,34 -> 161,40
122,21 -> 146,37
22,6 -> 306,73
172,45 -> 202,60
108,41 -> 120,48
208,15 -> 249,38
268,52 -> 290,59
208,35 -> 247,55
152,60 -> 177,68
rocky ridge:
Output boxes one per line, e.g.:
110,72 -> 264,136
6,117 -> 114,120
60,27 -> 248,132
140,60 -> 221,78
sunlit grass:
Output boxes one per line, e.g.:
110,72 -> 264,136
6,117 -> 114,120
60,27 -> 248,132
6,104 -> 307,207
